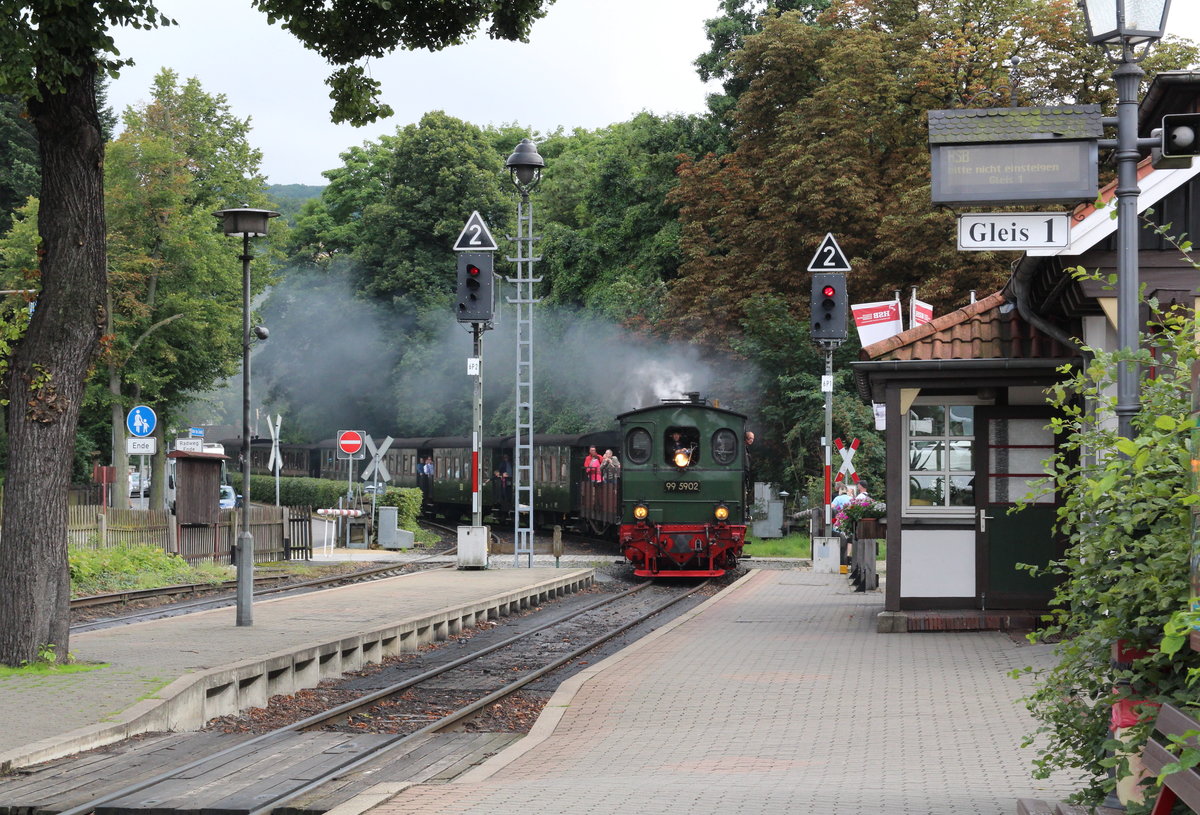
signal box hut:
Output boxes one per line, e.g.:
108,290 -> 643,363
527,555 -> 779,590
852,72 -> 1200,632
851,294 -> 1075,628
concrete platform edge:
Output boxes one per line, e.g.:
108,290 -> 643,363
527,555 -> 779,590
0,569 -> 594,772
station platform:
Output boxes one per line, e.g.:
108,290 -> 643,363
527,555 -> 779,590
345,569 -> 1084,815
0,567 -> 595,772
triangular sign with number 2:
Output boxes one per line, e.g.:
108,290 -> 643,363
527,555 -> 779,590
807,233 -> 851,272
453,211 -> 498,252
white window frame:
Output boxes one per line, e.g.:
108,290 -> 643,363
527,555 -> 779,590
903,396 -> 990,519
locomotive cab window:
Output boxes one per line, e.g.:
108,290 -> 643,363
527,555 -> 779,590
711,429 -> 737,465
665,427 -> 699,467
626,428 -> 652,465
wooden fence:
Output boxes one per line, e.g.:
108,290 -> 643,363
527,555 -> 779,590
66,505 -> 314,565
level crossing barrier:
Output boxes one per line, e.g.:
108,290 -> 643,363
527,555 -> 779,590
316,508 -> 364,554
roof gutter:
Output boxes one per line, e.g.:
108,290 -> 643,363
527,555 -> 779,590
1001,256 -> 1082,357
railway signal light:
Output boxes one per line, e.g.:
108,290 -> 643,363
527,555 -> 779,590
1162,113 -> 1200,158
455,252 -> 494,323
810,272 -> 848,341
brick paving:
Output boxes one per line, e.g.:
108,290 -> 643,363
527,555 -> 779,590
367,569 -> 1082,815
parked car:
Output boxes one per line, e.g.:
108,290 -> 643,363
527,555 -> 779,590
219,485 -> 237,510
129,473 -> 149,497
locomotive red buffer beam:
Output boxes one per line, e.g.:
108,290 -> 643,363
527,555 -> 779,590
621,521 -> 746,578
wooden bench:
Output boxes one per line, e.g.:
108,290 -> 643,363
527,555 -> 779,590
1140,703 -> 1200,814
1016,703 -> 1200,815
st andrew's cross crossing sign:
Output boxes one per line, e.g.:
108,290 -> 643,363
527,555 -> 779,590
362,435 -> 394,484
336,429 -> 366,460
834,437 -> 860,483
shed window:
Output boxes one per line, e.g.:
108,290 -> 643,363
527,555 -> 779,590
905,402 -> 975,514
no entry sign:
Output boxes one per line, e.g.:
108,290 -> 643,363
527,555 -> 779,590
336,429 -> 365,460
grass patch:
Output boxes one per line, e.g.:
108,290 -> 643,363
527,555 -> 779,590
414,528 -> 441,547
70,545 -> 231,597
0,661 -> 106,679
745,532 -> 811,558
743,533 -> 887,561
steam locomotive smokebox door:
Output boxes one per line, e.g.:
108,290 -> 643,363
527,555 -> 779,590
457,525 -> 489,569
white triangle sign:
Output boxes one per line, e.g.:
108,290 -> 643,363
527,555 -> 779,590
453,211 -> 498,252
807,233 -> 851,272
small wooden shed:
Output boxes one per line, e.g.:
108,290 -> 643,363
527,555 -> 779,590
168,450 -> 227,526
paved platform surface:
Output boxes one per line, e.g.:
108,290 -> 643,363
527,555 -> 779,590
356,569 -> 1082,815
0,567 -> 592,765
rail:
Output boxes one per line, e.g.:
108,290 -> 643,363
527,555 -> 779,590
52,579 -> 709,815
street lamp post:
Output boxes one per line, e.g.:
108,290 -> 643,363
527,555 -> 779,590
1077,4 -> 1171,810
213,206 -> 279,626
1078,0 -> 1171,440
505,139 -> 544,567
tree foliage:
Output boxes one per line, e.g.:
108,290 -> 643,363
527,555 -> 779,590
1014,284 -> 1200,807
0,94 -> 39,221
535,113 -> 725,319
251,0 -> 555,124
667,0 -> 1199,348
694,0 -> 830,123
95,68 -> 277,505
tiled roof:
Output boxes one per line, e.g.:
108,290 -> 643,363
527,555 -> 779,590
927,105 -> 1103,144
859,291 -> 1073,361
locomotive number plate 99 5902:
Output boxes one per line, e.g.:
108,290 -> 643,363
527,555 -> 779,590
663,481 -> 701,493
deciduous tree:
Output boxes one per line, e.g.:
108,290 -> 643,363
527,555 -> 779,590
666,0 -> 1199,347
0,0 -> 554,667
99,69 -> 274,509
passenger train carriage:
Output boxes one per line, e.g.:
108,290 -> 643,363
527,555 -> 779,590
240,430 -> 621,529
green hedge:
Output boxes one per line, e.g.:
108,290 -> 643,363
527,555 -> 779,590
377,486 -> 422,530
231,475 -> 423,531
232,474 -> 351,509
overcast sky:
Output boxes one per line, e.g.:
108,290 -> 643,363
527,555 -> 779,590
106,2 -> 1200,187
107,0 -> 722,186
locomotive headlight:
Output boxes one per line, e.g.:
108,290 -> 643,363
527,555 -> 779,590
633,503 -> 649,521
714,503 -> 730,522
673,450 -> 691,468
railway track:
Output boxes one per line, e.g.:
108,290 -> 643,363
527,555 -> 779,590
4,578 -> 708,815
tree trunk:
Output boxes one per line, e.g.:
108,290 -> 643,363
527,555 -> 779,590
0,65 -> 106,666
109,293 -> 130,511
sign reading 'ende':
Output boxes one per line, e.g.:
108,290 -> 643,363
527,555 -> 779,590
931,141 -> 1097,206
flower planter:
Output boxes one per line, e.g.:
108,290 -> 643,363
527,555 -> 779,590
856,518 -> 885,539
